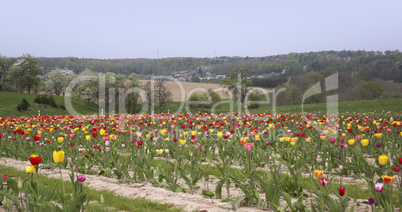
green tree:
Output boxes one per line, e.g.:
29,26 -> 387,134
220,67 -> 254,109
191,76 -> 200,83
0,55 -> 16,91
8,54 -> 43,93
361,81 -> 384,99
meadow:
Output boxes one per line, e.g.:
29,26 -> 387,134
0,104 -> 401,211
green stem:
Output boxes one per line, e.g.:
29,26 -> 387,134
58,164 -> 65,199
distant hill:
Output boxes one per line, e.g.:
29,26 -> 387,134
29,50 -> 402,83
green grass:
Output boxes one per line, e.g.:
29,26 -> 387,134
0,164 -> 182,212
154,98 -> 402,114
1,92 -> 402,117
0,92 -> 98,117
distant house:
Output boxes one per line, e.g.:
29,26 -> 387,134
216,75 -> 225,79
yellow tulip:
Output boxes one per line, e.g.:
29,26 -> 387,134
100,129 -> 105,136
285,137 -> 290,142
179,139 -> 186,145
314,170 -> 324,178
26,165 -> 35,174
361,139 -> 369,147
290,141 -> 296,146
217,131 -> 222,138
291,137 -> 298,142
255,135 -> 260,140
374,133 -> 382,139
57,137 -> 64,143
305,137 -> 312,142
378,155 -> 388,165
53,150 -> 65,164
279,137 -> 285,142
348,139 -> 356,145
320,135 -> 326,140
85,135 -> 91,141
156,149 -> 164,154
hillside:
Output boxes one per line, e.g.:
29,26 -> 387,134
28,50 -> 402,84
1,92 -> 402,117
0,93 -> 98,117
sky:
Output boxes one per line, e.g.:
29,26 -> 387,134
1,0 -> 401,59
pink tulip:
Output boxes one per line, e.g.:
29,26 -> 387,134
245,143 -> 253,151
77,175 -> 86,182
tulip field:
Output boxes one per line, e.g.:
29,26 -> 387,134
0,111 -> 401,211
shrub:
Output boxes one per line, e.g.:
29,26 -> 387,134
246,92 -> 261,109
16,98 -> 30,111
48,96 -> 57,108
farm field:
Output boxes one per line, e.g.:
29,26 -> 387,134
0,110 -> 401,211
139,80 -> 271,102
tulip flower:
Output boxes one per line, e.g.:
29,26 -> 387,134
319,178 -> 329,186
374,183 -> 384,192
382,175 -> 395,184
361,139 -> 369,147
156,149 -> 164,154
314,170 -> 324,178
85,135 -> 91,141
53,150 -> 65,164
368,198 -> 375,205
374,133 -> 382,139
3,174 -> 8,180
392,166 -> 401,173
18,176 -> 22,189
245,143 -> 253,151
337,187 -> 345,196
57,137 -> 64,143
348,139 -> 356,145
179,139 -> 186,145
378,155 -> 388,165
399,157 -> 402,164
77,175 -> 86,182
29,155 -> 42,166
316,156 -> 322,163
26,165 -> 35,174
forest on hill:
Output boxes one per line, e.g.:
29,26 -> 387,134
1,50 -> 402,110
29,50 -> 402,83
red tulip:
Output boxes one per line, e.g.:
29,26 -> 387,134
29,157 -> 42,166
392,166 -> 401,173
33,136 -> 40,141
337,187 -> 345,196
92,133 -> 97,138
399,157 -> 402,164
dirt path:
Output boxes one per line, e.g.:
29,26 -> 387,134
0,157 -> 262,212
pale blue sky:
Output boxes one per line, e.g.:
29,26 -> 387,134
1,0 -> 401,59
